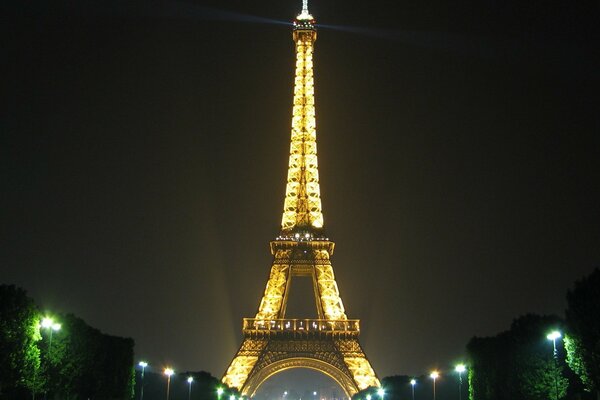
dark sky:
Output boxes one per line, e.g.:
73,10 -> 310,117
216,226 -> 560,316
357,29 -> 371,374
3,0 -> 600,387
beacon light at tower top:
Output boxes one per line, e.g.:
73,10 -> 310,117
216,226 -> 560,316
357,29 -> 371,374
297,0 -> 313,20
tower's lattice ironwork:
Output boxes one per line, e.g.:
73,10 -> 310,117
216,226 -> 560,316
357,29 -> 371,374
222,3 -> 380,397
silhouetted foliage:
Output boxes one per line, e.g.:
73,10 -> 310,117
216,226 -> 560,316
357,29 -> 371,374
0,284 -> 43,399
467,314 -> 569,400
42,313 -> 135,399
133,369 -> 235,400
565,268 -> 600,397
353,374 -> 462,400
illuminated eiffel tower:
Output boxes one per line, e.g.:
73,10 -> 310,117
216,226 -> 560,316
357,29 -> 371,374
222,2 -> 380,397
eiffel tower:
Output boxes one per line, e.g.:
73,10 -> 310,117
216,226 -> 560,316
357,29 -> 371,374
222,2 -> 380,397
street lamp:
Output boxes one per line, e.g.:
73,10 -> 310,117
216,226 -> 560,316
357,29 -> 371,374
547,330 -> 562,400
41,317 -> 61,400
377,388 -> 385,400
217,387 -> 224,400
138,361 -> 148,400
187,377 -> 194,400
547,331 -> 562,356
41,317 -> 61,354
410,379 -> 416,400
430,371 -> 439,400
164,368 -> 174,400
455,364 -> 466,400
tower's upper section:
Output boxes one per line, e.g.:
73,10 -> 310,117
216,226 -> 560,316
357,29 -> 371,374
280,0 -> 323,236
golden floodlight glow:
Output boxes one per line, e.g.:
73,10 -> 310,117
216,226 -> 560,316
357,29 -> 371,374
281,2 -> 323,233
222,2 -> 380,396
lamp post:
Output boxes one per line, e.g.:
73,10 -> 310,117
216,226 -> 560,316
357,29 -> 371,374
41,317 -> 61,400
41,317 -> 61,355
164,368 -> 174,400
430,371 -> 439,400
455,364 -> 466,400
187,377 -> 194,400
547,330 -> 562,400
138,361 -> 148,400
410,379 -> 416,400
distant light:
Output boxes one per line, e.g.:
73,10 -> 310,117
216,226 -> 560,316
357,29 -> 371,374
313,392 -> 317,396
547,331 -> 562,341
410,379 -> 416,386
230,395 -> 236,400
430,371 -> 439,379
164,368 -> 174,376
52,323 -> 61,331
366,395 -> 371,400
139,361 -> 148,368
187,376 -> 194,383
377,388 -> 385,397
217,388 -> 224,396
455,364 -> 466,373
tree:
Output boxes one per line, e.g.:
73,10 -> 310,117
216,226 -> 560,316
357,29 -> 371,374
0,284 -> 43,398
47,313 -> 135,399
565,268 -> 600,398
467,314 -> 569,400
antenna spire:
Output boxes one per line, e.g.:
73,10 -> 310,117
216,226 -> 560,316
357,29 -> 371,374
296,0 -> 313,21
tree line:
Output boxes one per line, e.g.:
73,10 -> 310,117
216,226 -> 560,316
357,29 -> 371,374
0,284 -> 134,399
353,268 -> 600,400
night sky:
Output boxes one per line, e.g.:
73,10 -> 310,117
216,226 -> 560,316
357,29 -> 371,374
3,0 -> 600,388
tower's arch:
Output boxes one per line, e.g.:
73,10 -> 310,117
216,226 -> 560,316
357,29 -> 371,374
244,358 -> 356,398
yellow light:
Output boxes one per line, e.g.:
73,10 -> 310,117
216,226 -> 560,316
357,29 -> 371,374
164,368 -> 174,376
430,371 -> 439,379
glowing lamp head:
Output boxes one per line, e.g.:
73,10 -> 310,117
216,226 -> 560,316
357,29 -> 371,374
547,331 -> 562,341
138,361 -> 148,368
313,392 -> 317,396
377,388 -> 385,397
410,379 -> 416,386
41,317 -> 54,328
366,395 -> 371,400
51,323 -> 61,331
217,388 -> 224,396
164,368 -> 174,377
230,395 -> 236,400
455,364 -> 466,373
430,371 -> 439,379
187,376 -> 194,383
